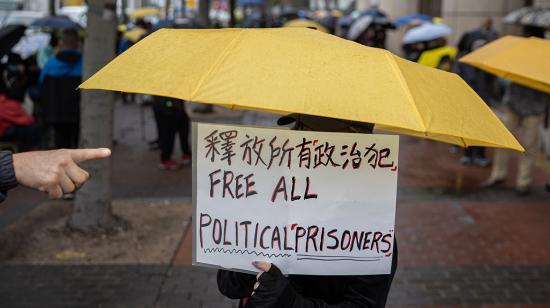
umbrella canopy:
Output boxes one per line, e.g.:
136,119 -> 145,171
403,23 -> 451,44
11,32 -> 50,59
460,36 -> 550,93
284,19 -> 329,33
31,15 -> 82,30
80,28 -> 523,151
504,6 -> 550,28
0,25 -> 26,57
130,7 -> 160,19
394,14 -> 432,27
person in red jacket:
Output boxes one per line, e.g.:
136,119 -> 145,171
0,94 -> 38,151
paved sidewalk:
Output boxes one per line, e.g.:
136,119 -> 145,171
1,265 -> 548,307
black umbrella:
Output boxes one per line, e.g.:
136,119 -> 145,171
31,15 -> 82,30
504,6 -> 550,28
0,24 -> 26,57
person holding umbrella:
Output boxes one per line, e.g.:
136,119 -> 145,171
346,6 -> 395,48
453,19 -> 499,167
79,27 -> 524,307
460,27 -> 550,195
217,114 -> 398,307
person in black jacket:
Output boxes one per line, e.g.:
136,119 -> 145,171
39,28 -> 82,149
0,148 -> 111,203
217,114 -> 397,308
153,96 -> 192,170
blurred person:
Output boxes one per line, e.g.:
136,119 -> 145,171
0,52 -> 28,102
37,32 -> 58,69
39,28 -> 82,149
482,27 -> 549,195
0,94 -> 38,151
482,82 -> 549,195
217,114 -> 397,308
0,148 -> 111,203
347,16 -> 393,49
153,96 -> 192,170
454,19 -> 499,167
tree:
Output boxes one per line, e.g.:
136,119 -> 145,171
121,0 -> 128,24
48,0 -> 56,16
165,0 -> 172,18
198,0 -> 211,28
68,0 -> 120,232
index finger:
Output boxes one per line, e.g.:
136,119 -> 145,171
69,148 -> 111,163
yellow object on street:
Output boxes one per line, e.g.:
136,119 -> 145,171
417,45 -> 457,70
284,19 -> 329,33
80,28 -> 523,151
460,36 -> 550,93
123,28 -> 147,43
129,7 -> 160,19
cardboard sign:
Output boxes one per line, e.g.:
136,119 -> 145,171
192,123 -> 398,275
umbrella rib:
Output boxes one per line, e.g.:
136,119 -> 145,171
189,30 -> 245,101
384,52 -> 427,133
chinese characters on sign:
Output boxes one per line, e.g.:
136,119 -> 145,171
193,123 -> 399,275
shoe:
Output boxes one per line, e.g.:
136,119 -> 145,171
480,178 -> 505,188
545,183 -> 550,193
148,140 -> 160,151
515,186 -> 530,197
459,156 -> 472,165
181,154 -> 192,166
159,160 -> 180,170
472,157 -> 490,168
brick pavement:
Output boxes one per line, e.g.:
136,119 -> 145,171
0,265 -> 548,307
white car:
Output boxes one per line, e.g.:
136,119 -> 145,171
59,5 -> 87,27
1,10 -> 46,27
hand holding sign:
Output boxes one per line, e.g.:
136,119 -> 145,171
12,148 -> 111,199
249,261 -> 294,308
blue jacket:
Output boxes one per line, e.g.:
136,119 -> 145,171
39,49 -> 83,83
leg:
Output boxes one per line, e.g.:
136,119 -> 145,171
516,114 -> 543,190
487,109 -> 520,182
54,123 -> 73,148
159,113 -> 176,162
177,107 -> 192,155
472,146 -> 489,167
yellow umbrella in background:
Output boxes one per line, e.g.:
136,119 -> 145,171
460,36 -> 550,93
129,7 -> 160,19
284,19 -> 329,33
80,28 -> 523,151
123,28 -> 147,43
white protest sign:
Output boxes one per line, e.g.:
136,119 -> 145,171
192,123 -> 398,275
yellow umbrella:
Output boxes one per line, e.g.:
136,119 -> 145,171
123,28 -> 147,43
460,36 -> 550,93
284,19 -> 329,33
80,28 -> 523,151
129,7 -> 160,19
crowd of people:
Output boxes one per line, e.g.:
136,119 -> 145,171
1,6 -> 549,191
0,27 -> 82,151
